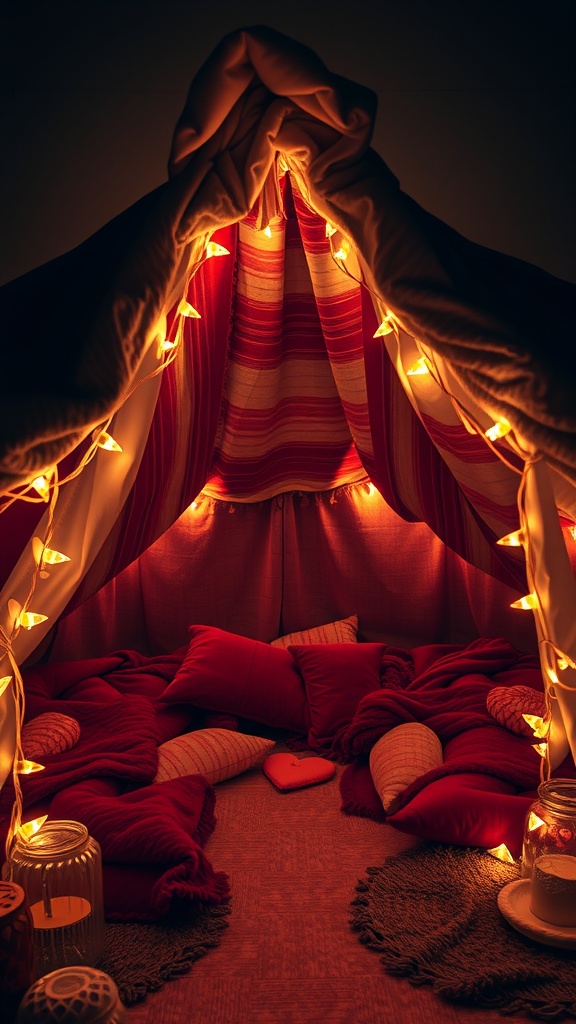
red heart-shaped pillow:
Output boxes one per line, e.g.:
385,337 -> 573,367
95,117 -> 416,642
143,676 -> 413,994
263,753 -> 336,791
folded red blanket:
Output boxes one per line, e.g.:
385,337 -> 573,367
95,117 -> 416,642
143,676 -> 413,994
48,775 -> 230,922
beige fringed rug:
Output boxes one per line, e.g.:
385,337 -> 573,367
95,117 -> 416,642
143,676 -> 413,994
351,844 -> 576,1021
99,904 -> 231,1004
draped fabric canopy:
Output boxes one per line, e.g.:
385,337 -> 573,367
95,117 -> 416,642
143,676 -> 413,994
0,26 -> 575,770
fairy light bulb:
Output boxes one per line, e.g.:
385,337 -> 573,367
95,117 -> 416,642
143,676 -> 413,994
527,811 -> 546,831
325,222 -> 337,238
487,844 -> 515,863
333,238 -> 350,260
569,525 -> 576,542
15,759 -> 45,775
532,742 -> 548,758
96,431 -> 122,452
31,475 -> 52,501
407,357 -> 431,376
205,241 -> 230,258
161,338 -> 177,352
485,418 -> 512,442
373,314 -> 394,338
19,611 -> 48,630
263,225 -> 272,238
19,815 -> 48,841
177,299 -> 202,319
510,593 -> 538,611
0,676 -> 11,697
497,530 -> 524,547
33,537 -> 70,569
522,713 -> 548,738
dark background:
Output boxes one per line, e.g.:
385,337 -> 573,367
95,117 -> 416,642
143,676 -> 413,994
1,0 -> 574,285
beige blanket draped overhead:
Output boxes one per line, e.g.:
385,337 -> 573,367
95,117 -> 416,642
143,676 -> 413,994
1,24 -> 574,499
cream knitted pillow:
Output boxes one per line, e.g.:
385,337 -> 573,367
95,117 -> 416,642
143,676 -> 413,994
271,614 -> 358,648
155,729 -> 275,785
369,722 -> 443,813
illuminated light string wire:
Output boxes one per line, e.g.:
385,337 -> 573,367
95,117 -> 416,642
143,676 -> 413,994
0,236 -> 232,851
1,216 -> 574,859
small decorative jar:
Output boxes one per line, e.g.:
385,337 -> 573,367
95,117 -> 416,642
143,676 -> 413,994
0,880 -> 35,1018
3,820 -> 106,977
521,777 -> 576,879
16,966 -> 127,1024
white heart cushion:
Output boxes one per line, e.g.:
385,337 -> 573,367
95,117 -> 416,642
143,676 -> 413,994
369,722 -> 443,813
155,729 -> 275,785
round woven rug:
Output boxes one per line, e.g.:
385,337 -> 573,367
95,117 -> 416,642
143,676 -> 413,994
351,843 -> 576,1021
99,903 -> 231,1005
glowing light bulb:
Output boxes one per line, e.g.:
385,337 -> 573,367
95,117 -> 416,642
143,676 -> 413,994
96,431 -> 123,452
0,675 -> 12,697
32,537 -> 70,568
557,655 -> 573,671
161,338 -> 177,352
15,759 -> 45,775
407,357 -> 431,376
190,500 -> 198,511
569,525 -> 576,541
528,811 -> 546,831
510,593 -> 538,611
485,418 -> 512,442
263,225 -> 272,238
19,611 -> 48,630
333,239 -> 350,260
31,475 -> 52,501
177,299 -> 202,319
325,222 -> 337,238
19,815 -> 48,841
373,314 -> 394,338
366,482 -> 376,496
532,742 -> 548,758
546,667 -> 560,685
497,530 -> 524,547
522,713 -> 548,738
205,241 -> 230,258
487,844 -> 515,864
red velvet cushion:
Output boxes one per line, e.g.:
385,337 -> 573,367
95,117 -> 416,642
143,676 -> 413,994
160,625 -> 310,734
288,643 -> 386,751
386,773 -> 531,858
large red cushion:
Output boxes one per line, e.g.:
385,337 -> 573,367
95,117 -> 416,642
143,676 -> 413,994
288,643 -> 386,751
386,773 -> 531,857
160,625 -> 310,734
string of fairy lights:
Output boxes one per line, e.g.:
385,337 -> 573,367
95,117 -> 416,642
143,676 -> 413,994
1,202 -> 574,868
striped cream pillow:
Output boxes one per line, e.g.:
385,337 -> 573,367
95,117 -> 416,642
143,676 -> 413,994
369,723 -> 443,813
271,614 -> 358,648
155,729 -> 275,785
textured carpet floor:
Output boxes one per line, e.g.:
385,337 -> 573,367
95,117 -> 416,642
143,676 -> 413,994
351,844 -> 576,1021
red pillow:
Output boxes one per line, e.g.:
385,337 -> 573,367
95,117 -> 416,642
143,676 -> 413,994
160,625 -> 310,734
288,643 -> 386,751
386,773 -> 531,858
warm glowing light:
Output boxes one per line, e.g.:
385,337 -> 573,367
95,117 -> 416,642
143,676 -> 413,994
487,844 -> 515,863
205,241 -> 230,258
19,815 -> 48,841
325,222 -> 337,238
15,759 -> 45,775
485,418 -> 512,442
532,742 -> 548,758
546,667 -> 560,685
407,357 -> 431,376
557,655 -> 574,671
96,431 -> 123,453
32,537 -> 70,567
161,338 -> 177,352
528,811 -> 546,831
366,482 -> 376,496
31,475 -> 51,501
373,315 -> 394,338
263,225 -> 272,238
510,593 -> 538,611
497,530 -> 524,547
19,611 -> 48,630
177,299 -> 202,319
190,501 -> 198,511
569,525 -> 576,541
333,239 -> 350,260
522,713 -> 548,738
0,676 -> 12,697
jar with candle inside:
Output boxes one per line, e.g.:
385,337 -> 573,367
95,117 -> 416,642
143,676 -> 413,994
3,820 -> 106,977
521,778 -> 576,879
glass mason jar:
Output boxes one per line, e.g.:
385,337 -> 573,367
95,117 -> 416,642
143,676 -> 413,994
521,777 -> 576,879
4,820 -> 106,977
